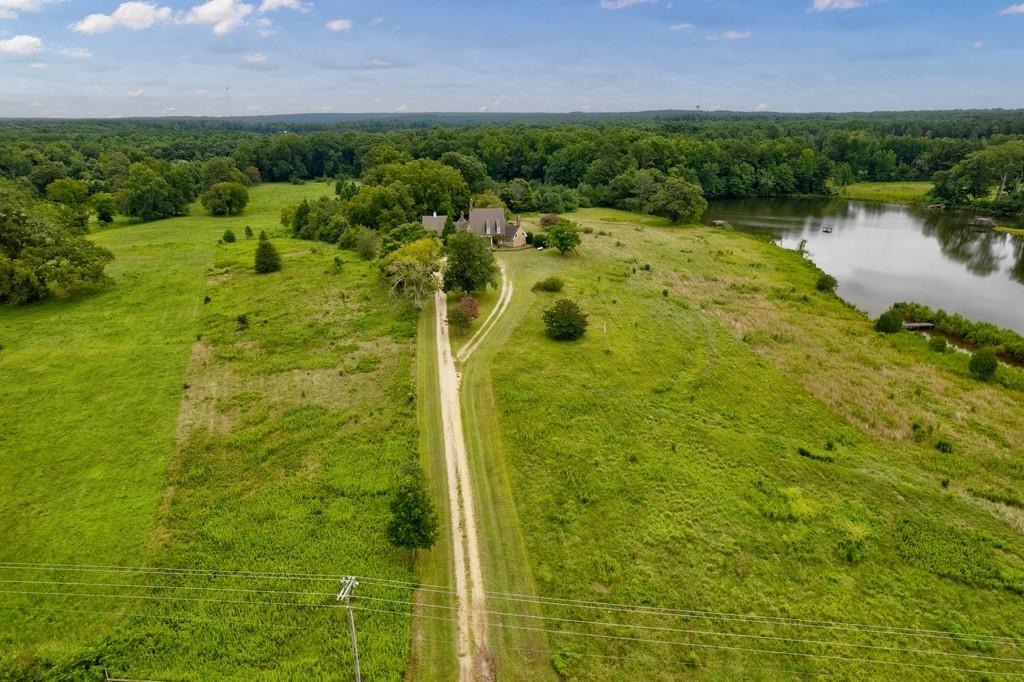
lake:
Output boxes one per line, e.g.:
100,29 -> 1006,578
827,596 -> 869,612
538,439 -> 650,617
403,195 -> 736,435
702,198 -> 1024,334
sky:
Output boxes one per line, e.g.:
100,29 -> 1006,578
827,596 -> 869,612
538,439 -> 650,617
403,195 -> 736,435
0,0 -> 1022,117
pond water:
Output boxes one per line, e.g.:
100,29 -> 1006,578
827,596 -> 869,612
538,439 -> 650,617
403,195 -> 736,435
702,198 -> 1024,334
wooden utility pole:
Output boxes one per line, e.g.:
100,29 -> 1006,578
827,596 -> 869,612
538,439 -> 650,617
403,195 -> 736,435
337,577 -> 361,682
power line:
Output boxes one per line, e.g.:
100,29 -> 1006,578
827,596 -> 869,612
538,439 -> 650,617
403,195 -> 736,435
2,589 -> 1021,677
3,561 -> 1021,647
5,576 -> 1021,664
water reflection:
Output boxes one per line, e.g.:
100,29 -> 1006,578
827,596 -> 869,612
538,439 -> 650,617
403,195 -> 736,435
702,199 -> 1024,333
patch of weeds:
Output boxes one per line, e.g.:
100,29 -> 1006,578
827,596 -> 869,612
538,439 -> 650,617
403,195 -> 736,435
968,487 -> 1024,510
935,439 -> 954,454
798,446 -> 835,464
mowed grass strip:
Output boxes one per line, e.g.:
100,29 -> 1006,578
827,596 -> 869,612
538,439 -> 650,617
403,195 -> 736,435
472,211 -> 1024,679
840,181 -> 933,204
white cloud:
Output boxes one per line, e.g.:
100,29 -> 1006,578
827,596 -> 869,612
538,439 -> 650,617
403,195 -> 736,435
365,59 -> 393,68
708,30 -> 751,41
247,104 -> 263,111
60,47 -> 93,59
128,89 -> 145,97
0,34 -> 42,55
478,100 -> 501,112
669,23 -> 693,30
258,0 -> 310,12
182,0 -> 253,35
600,0 -> 656,8
1000,3 -> 1024,14
244,52 -> 265,62
370,16 -> 383,25
28,61 -> 46,68
0,0 -> 57,21
395,104 -> 408,112
755,102 -> 768,111
325,18 -> 352,32
71,3 -> 172,34
163,107 -> 177,113
972,40 -> 985,49
809,0 -> 869,10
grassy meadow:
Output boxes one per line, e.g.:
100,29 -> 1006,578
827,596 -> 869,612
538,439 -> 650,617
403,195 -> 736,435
0,183 -> 427,680
840,181 -> 933,204
462,207 -> 1024,679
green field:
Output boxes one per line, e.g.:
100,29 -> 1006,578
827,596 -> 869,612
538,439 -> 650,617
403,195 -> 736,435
461,207 -> 1024,679
840,181 -> 933,204
0,184 -> 427,680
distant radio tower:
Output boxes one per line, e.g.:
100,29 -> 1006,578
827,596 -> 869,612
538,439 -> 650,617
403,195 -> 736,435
226,87 -> 232,118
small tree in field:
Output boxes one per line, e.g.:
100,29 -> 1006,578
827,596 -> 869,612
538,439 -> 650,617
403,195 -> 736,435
448,295 -> 480,334
222,229 -> 237,243
254,233 -> 282,273
386,465 -> 439,565
201,182 -> 249,216
543,299 -> 588,340
969,348 -> 998,381
548,219 -> 581,255
816,273 -> 838,293
244,225 -> 254,239
875,310 -> 903,334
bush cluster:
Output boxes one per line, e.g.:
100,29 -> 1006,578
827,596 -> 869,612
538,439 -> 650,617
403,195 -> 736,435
893,301 -> 1024,363
532,276 -> 565,293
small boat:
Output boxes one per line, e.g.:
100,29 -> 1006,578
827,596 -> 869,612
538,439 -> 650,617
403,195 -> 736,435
822,225 -> 833,234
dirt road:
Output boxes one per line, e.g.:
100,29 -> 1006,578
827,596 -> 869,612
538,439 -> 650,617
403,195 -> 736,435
457,262 -> 512,364
434,286 -> 492,680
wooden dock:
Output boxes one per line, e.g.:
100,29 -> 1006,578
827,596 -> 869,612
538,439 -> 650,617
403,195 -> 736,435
902,322 -> 935,331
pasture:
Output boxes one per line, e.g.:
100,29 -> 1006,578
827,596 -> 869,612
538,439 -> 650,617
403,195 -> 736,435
0,183 -> 424,680
464,207 -> 1024,679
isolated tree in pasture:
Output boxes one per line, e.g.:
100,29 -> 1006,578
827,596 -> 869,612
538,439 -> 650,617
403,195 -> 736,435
548,219 -> 582,255
442,230 -> 498,294
244,225 -> 254,239
386,465 -> 439,564
647,177 -> 708,223
201,182 -> 249,216
222,229 -> 237,243
543,299 -> 589,341
200,157 -> 248,189
254,233 -> 281,274
969,348 -> 998,381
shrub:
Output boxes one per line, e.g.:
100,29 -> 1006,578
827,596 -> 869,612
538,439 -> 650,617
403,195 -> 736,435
928,335 -> 948,353
532,276 -> 565,293
355,230 -> 380,261
236,314 -> 249,330
875,310 -> 903,334
244,225 -> 254,239
797,446 -> 835,464
935,439 -> 954,454
969,348 -> 998,380
254,235 -> 282,274
539,213 -> 561,228
816,273 -> 838,293
448,296 -> 480,334
532,233 -> 548,249
543,299 -> 588,341
548,219 -> 582,255
222,229 -> 237,243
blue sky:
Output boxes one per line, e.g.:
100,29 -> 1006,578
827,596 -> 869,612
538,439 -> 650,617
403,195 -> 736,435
0,0 -> 1022,117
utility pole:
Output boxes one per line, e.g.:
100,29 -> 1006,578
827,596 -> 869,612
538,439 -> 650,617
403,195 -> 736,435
337,577 -> 361,682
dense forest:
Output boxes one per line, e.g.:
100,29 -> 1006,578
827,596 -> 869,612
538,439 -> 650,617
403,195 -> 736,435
3,110 -> 1024,303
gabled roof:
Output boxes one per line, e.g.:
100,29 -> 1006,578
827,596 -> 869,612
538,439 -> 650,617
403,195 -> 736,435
466,207 -> 506,236
421,214 -> 447,235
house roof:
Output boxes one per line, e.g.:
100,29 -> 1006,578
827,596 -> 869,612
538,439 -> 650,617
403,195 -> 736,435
467,208 -> 506,235
421,214 -> 446,235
